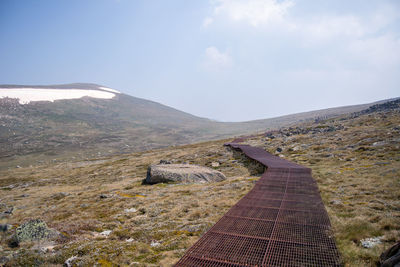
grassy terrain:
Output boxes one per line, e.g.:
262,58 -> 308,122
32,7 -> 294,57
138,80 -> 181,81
0,104 -> 399,266
0,139 -> 264,266
244,108 -> 400,266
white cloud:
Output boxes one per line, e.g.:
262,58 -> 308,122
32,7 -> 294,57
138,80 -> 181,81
298,7 -> 399,45
201,0 -> 400,99
203,46 -> 233,71
300,15 -> 365,43
209,0 -> 294,27
348,34 -> 400,68
205,0 -> 399,46
202,17 -> 214,28
294,8 -> 400,68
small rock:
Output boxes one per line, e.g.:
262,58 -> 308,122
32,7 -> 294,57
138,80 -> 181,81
373,141 -> 386,147
361,236 -> 382,248
100,230 -> 112,237
126,238 -> 134,243
124,208 -> 137,213
211,162 -> 220,167
0,224 -> 11,232
293,146 -> 301,151
150,241 -> 161,247
40,243 -> 56,253
1,184 -> 15,190
64,255 -> 78,267
99,194 -> 109,199
330,199 -> 342,205
3,207 -> 13,215
51,192 -> 69,200
159,160 -> 171,164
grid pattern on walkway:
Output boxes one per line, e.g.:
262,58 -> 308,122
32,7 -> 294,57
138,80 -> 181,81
175,143 -> 341,266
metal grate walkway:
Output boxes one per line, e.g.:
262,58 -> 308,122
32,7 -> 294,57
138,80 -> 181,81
175,142 -> 341,266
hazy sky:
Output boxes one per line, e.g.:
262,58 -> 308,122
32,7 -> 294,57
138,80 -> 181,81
1,0 -> 399,122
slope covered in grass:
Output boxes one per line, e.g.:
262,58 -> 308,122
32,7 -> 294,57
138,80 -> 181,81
1,83 -> 396,170
0,100 -> 399,266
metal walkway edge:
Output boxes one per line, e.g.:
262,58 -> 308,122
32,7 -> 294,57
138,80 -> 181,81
175,142 -> 342,266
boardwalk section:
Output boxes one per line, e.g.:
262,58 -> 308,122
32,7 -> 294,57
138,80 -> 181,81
176,143 -> 341,266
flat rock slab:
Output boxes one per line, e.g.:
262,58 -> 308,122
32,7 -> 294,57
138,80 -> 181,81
146,164 -> 226,184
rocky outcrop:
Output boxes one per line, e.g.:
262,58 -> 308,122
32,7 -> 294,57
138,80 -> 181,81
15,219 -> 59,243
145,164 -> 226,184
361,99 -> 400,115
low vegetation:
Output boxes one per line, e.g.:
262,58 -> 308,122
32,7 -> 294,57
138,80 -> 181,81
0,103 -> 399,266
0,139 -> 263,266
245,106 -> 400,266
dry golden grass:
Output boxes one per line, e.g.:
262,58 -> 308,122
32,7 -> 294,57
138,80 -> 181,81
1,109 -> 399,266
245,109 -> 400,266
0,139 -> 263,266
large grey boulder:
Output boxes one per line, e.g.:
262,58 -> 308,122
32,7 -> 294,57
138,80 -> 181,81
145,164 -> 226,184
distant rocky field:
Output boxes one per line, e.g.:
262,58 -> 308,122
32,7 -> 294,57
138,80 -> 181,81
0,102 -> 399,266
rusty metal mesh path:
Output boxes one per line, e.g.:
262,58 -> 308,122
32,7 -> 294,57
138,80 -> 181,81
175,143 -> 342,267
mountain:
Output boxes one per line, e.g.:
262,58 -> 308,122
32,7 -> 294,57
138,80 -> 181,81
0,83 -> 397,168
0,83 -> 218,166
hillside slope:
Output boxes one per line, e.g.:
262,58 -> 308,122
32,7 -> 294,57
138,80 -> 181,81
0,83 -> 217,167
0,99 -> 398,266
0,83 -> 397,168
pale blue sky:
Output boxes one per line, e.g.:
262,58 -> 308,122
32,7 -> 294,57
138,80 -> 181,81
1,0 -> 399,121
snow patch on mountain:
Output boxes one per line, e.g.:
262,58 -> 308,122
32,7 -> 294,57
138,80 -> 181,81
98,86 -> 120,94
0,88 -> 116,104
